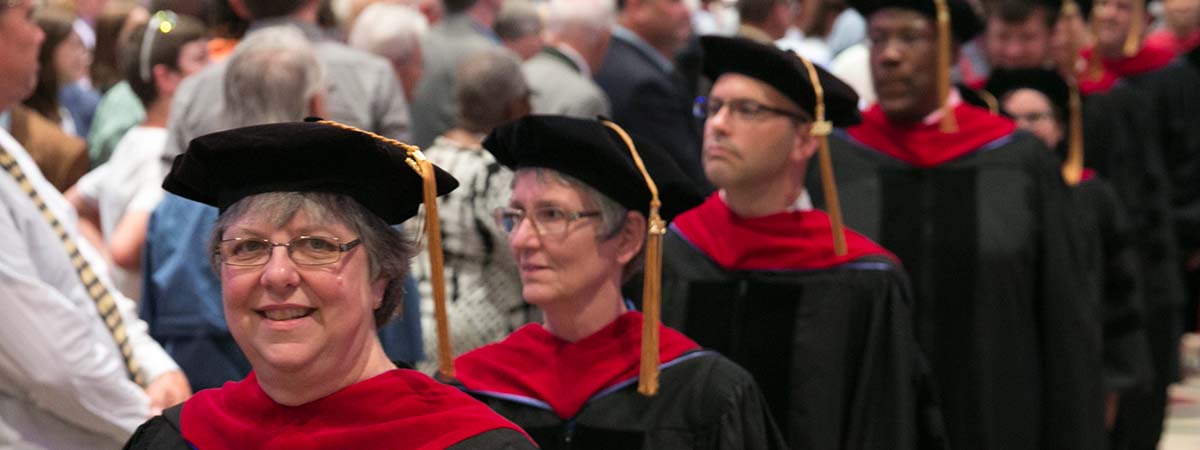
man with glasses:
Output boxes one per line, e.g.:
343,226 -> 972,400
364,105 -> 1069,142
657,36 -> 940,450
815,0 -> 1106,448
0,1 -> 190,448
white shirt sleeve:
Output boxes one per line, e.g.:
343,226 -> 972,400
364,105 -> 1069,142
0,210 -> 151,443
0,130 -> 178,443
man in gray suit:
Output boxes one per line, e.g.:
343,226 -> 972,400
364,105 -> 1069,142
163,0 -> 410,161
410,0 -> 504,148
523,0 -> 614,118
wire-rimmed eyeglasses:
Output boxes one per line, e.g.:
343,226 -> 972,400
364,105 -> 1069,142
493,207 -> 601,236
216,236 -> 362,267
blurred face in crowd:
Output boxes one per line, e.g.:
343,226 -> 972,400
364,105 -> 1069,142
0,0 -> 45,109
504,171 -> 639,308
1163,0 -> 1200,36
625,0 -> 692,55
391,47 -> 423,102
1093,0 -> 1137,55
703,73 -> 815,193
868,8 -> 943,124
504,33 -> 544,61
1002,88 -> 1063,149
53,30 -> 90,85
985,10 -> 1053,69
75,0 -> 107,20
176,39 -> 210,77
220,206 -> 386,376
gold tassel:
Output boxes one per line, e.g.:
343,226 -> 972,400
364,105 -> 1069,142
797,55 -> 847,256
316,119 -> 455,378
976,89 -> 1000,115
1086,4 -> 1106,81
1062,80 -> 1085,186
601,119 -> 664,397
1124,0 -> 1144,57
934,0 -> 958,133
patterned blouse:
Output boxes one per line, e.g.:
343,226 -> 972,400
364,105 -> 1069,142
411,136 -> 534,372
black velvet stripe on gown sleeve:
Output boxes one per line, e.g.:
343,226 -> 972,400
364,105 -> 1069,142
445,428 -> 539,450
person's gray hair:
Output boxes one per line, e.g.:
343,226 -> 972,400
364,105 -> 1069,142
544,0 -> 615,37
454,48 -> 528,132
347,3 -> 427,64
211,192 -> 415,328
494,0 -> 543,41
223,25 -> 324,127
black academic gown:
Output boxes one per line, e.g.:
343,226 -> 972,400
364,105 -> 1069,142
1081,65 -> 1189,450
814,107 -> 1106,450
123,407 -> 533,450
122,363 -> 537,450
656,196 -> 944,450
458,351 -> 782,450
1071,173 -> 1153,396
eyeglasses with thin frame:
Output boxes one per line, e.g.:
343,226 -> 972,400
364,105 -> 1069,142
493,207 -> 601,236
1010,111 -> 1056,125
216,236 -> 362,267
694,95 -> 811,122
138,10 -> 179,83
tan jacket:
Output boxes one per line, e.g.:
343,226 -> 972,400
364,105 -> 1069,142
8,104 -> 89,192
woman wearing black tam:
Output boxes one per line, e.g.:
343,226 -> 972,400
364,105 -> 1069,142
445,115 -> 786,450
986,68 -> 1153,436
122,120 -> 536,450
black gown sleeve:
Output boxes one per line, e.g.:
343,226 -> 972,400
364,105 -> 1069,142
706,358 -> 788,450
1084,179 -> 1153,394
444,428 -> 539,450
1034,149 -> 1109,449
122,405 -> 190,450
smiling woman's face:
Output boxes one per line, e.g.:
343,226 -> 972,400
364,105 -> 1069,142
219,205 -> 386,375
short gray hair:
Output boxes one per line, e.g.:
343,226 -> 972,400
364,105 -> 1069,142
223,26 -> 324,127
495,1 -> 543,41
545,0 -> 615,36
454,49 -> 528,132
347,3 -> 427,64
211,192 -> 415,328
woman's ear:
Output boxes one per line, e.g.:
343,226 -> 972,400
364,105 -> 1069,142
371,277 -> 389,309
615,211 -> 647,265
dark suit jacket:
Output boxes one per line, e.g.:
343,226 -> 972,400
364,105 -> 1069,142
595,34 -> 706,187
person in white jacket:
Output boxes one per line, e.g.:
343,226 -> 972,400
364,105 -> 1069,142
0,1 -> 188,448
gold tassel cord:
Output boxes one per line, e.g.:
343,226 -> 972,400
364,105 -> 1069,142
601,119 -> 664,397
797,55 -> 847,256
1124,0 -> 1144,57
1086,3 -> 1106,81
976,89 -> 1000,115
317,120 -> 455,378
934,0 -> 958,133
420,158 -> 454,378
1062,80 -> 1085,186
